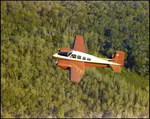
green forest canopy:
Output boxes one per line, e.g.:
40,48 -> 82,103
1,1 -> 149,118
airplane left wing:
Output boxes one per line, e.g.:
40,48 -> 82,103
73,35 -> 85,53
69,61 -> 85,83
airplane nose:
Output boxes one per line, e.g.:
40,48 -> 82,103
53,53 -> 58,60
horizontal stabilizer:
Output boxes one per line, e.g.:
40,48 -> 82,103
110,65 -> 121,72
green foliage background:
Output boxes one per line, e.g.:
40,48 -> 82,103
1,1 -> 149,118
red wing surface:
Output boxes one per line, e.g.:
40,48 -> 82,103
69,61 -> 85,83
73,35 -> 85,53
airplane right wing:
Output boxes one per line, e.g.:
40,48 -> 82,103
73,35 -> 85,53
69,61 -> 85,83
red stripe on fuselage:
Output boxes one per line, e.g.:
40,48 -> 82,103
84,62 -> 109,67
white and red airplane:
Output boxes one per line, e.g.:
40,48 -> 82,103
53,35 -> 125,83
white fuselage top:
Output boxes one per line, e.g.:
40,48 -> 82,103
53,50 -> 121,66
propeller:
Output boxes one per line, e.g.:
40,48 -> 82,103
54,39 -> 62,65
54,50 -> 58,65
57,48 -> 60,52
54,60 -> 58,65
57,39 -> 62,52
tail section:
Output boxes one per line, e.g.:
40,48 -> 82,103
110,51 -> 125,72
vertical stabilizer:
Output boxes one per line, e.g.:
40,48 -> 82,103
111,51 -> 125,66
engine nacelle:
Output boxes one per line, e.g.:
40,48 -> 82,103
60,48 -> 72,52
58,62 -> 68,70
58,65 -> 68,70
57,60 -> 73,70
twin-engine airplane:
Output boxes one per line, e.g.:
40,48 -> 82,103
53,35 -> 125,83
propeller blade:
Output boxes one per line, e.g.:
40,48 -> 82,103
54,61 -> 58,65
57,48 -> 60,51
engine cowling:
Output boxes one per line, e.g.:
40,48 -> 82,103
60,48 -> 72,52
58,65 -> 68,69
57,60 -> 73,70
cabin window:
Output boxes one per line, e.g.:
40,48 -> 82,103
87,58 -> 91,61
83,57 -> 86,60
71,54 -> 76,58
77,55 -> 81,59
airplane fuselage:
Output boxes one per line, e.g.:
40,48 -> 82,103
53,50 -> 122,68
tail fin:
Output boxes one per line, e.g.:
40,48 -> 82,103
110,51 -> 125,72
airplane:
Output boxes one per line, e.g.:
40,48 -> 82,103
53,35 -> 125,83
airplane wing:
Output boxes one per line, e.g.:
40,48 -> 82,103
73,35 -> 85,53
69,61 -> 85,83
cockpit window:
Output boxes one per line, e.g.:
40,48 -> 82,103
70,54 -> 76,58
67,52 -> 72,56
58,52 -> 68,56
58,52 -> 72,57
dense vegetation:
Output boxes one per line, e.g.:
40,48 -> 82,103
1,1 -> 149,118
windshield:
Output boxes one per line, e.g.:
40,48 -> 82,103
67,51 -> 72,56
58,52 -> 68,56
58,51 -> 72,57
